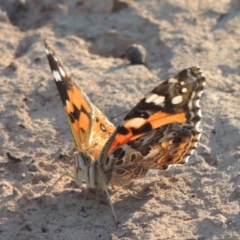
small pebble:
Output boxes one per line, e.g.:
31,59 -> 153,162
13,187 -> 21,196
126,44 -> 147,65
7,62 -> 18,72
28,162 -> 38,172
208,214 -> 227,227
112,0 -> 130,12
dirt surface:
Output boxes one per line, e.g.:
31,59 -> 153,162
0,0 -> 240,239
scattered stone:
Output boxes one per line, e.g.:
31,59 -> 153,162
22,224 -> 32,232
41,227 -> 48,233
112,0 -> 130,12
81,0 -> 113,13
126,44 -> 147,65
208,214 -> 227,227
0,10 -> 10,23
6,61 -> 18,72
6,152 -> 22,163
12,187 -> 21,196
28,161 -> 38,172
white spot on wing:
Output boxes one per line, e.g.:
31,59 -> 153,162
66,100 -> 71,108
153,96 -> 165,105
197,109 -> 202,118
52,70 -> 61,81
45,48 -> 50,55
198,90 -> 204,98
145,93 -> 159,103
188,92 -> 195,110
197,133 -> 202,140
124,117 -> 146,128
190,149 -> 195,155
195,121 -> 201,131
168,78 -> 178,83
59,66 -> 66,77
181,88 -> 187,93
193,141 -> 198,148
195,99 -> 200,108
185,155 -> 190,163
146,94 -> 165,106
171,95 -> 183,105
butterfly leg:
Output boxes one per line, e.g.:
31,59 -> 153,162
113,172 -> 142,200
103,182 -> 118,223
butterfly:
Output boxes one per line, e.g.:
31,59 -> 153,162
43,37 -> 206,221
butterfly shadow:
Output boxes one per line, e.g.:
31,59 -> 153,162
107,180 -> 164,223
17,178 -> 157,226
105,63 -> 130,73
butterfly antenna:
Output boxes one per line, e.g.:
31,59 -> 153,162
103,182 -> 118,223
44,171 -> 74,195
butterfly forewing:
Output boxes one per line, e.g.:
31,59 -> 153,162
101,67 -> 205,159
43,38 -> 115,157
99,67 -> 205,184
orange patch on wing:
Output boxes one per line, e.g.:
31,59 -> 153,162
67,86 -> 91,113
108,112 -> 187,154
71,119 -> 80,133
161,134 -> 192,165
108,132 -> 148,153
64,102 -> 80,134
108,131 -> 133,153
148,112 -> 187,128
120,112 -> 187,133
79,112 -> 90,132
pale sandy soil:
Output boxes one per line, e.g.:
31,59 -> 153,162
0,0 -> 240,239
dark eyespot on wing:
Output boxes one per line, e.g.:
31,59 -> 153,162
118,150 -> 125,160
172,136 -> 182,144
100,123 -> 106,132
116,159 -> 124,166
166,156 -> 173,162
113,148 -> 123,158
130,154 -> 136,162
139,146 -> 151,157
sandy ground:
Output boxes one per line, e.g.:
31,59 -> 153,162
0,0 -> 240,239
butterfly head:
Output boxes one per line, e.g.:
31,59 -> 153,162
74,152 -> 96,188
74,151 -> 112,189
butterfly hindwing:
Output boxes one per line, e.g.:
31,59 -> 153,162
104,123 -> 198,184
